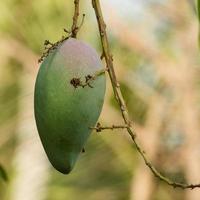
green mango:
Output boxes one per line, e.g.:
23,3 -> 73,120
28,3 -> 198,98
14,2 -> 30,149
34,38 -> 106,174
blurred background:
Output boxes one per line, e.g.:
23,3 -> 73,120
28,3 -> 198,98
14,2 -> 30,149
0,0 -> 200,199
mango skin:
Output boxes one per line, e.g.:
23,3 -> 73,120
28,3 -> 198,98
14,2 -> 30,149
34,38 -> 106,174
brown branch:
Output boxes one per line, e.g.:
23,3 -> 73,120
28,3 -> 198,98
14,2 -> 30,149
92,0 -> 200,189
38,37 -> 69,63
38,0 -> 84,63
71,0 -> 80,38
70,68 -> 107,88
91,122 -> 128,132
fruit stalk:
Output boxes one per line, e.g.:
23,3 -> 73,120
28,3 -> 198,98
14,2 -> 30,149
71,0 -> 80,38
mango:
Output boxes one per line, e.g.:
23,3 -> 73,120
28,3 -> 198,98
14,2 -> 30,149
34,38 -> 106,174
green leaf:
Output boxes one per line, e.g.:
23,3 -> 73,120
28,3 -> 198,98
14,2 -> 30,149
0,164 -> 8,182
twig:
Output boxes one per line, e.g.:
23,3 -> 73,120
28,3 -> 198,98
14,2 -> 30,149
38,0 -> 84,63
91,122 -> 128,132
38,37 -> 69,63
92,0 -> 200,189
71,0 -> 80,38
70,68 -> 107,88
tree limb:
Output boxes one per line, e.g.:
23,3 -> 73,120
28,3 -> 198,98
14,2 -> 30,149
92,0 -> 200,189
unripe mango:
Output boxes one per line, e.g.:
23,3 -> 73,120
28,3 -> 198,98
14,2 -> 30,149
34,38 -> 106,174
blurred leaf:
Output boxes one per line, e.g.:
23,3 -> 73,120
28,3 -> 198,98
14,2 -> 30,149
0,164 -> 8,182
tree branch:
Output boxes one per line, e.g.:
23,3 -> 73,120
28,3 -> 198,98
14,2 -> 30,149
70,68 -> 107,88
39,0 -> 84,63
71,0 -> 80,38
92,0 -> 200,189
91,122 -> 128,132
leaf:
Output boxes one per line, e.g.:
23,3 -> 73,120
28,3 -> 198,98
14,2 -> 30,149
0,164 -> 8,182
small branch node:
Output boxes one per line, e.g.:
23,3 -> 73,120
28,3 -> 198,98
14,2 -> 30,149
70,77 -> 82,88
90,122 -> 128,133
64,28 -> 70,33
82,148 -> 85,153
100,53 -> 105,60
70,68 -> 106,89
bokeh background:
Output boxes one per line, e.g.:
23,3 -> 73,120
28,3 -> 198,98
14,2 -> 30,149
0,0 -> 200,199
